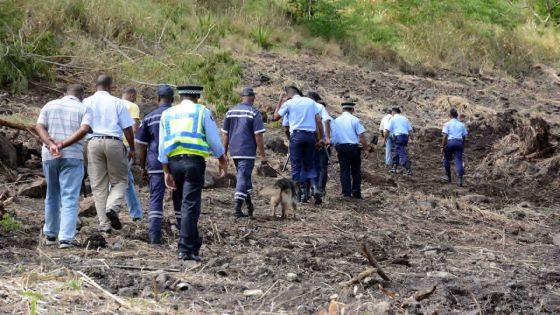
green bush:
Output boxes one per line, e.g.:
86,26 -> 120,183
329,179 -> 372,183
0,214 -> 22,232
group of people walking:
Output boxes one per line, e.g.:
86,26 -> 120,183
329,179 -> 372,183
36,75 -> 467,261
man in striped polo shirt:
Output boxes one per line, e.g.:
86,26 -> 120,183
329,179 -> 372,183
222,87 -> 267,218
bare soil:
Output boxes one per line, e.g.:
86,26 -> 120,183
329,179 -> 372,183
0,53 -> 559,314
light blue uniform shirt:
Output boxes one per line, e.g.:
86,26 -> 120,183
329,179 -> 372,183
278,95 -> 321,132
443,118 -> 467,140
386,114 -> 412,136
83,91 -> 134,138
282,102 -> 331,138
332,112 -> 366,144
158,100 -> 225,164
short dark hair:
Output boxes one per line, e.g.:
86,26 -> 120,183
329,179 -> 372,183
391,107 -> 401,114
96,74 -> 112,88
66,84 -> 84,95
123,86 -> 136,95
450,108 -> 458,118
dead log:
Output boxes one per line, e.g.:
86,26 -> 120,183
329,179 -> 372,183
340,267 -> 377,287
0,118 -> 38,135
415,285 -> 437,301
362,243 -> 391,281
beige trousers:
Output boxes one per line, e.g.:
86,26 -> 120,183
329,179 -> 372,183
87,138 -> 128,229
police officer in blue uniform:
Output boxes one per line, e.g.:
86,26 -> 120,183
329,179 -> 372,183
273,86 -> 324,202
385,107 -> 413,176
331,102 -> 368,199
307,91 -> 332,204
222,87 -> 267,218
135,84 -> 178,244
159,85 -> 227,261
441,108 -> 468,187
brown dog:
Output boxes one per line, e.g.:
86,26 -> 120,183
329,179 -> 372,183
262,178 -> 297,219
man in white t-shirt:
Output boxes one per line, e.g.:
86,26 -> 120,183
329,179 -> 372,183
380,108 -> 393,166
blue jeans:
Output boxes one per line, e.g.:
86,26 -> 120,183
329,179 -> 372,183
385,137 -> 393,165
314,147 -> 329,192
289,130 -> 317,185
43,158 -> 84,241
125,164 -> 143,219
444,140 -> 465,176
234,159 -> 255,200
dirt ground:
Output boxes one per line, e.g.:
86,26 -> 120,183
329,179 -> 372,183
0,52 -> 559,314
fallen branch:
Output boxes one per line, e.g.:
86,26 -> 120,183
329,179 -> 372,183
0,118 -> 38,135
361,243 -> 391,281
77,271 -> 130,309
110,265 -> 181,273
340,267 -> 376,287
415,285 -> 437,301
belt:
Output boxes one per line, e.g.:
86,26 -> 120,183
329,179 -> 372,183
91,136 -> 121,140
169,154 -> 204,160
393,133 -> 408,137
448,139 -> 463,142
336,143 -> 359,147
293,130 -> 314,133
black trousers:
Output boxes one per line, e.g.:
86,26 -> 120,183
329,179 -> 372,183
336,144 -> 362,198
169,155 -> 206,255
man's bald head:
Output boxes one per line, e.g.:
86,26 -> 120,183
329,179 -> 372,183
96,74 -> 112,90
122,86 -> 137,102
66,84 -> 85,100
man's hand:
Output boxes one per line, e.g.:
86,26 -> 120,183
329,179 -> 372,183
362,148 -> 369,159
164,172 -> 176,190
218,156 -> 228,177
128,150 -> 136,163
49,142 -> 61,159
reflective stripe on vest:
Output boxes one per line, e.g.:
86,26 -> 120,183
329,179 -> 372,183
163,104 -> 209,158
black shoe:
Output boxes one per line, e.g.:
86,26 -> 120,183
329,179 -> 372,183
458,176 -> 464,187
97,227 -> 112,234
59,240 -> 80,249
352,194 -> 363,199
45,236 -> 57,246
246,197 -> 255,217
390,165 -> 397,174
132,217 -> 142,222
406,167 -> 413,177
314,195 -> 322,205
234,199 -> 248,218
149,238 -> 162,245
106,210 -> 122,230
178,252 -> 202,262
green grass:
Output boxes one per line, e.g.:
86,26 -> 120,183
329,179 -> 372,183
0,214 -> 22,232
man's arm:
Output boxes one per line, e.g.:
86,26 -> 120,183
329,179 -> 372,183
273,95 -> 286,121
315,113 -> 324,141
123,127 -> 136,161
359,133 -> 369,158
222,134 -> 229,157
59,124 -> 91,148
36,123 -> 60,158
255,133 -> 267,162
283,126 -> 291,140
203,109 -> 228,176
132,118 -> 140,133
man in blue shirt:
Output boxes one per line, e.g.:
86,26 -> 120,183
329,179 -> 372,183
135,84 -> 176,244
331,102 -> 368,199
222,87 -> 267,218
307,91 -> 332,204
273,86 -> 324,202
441,108 -> 468,187
159,84 -> 227,261
385,107 -> 413,176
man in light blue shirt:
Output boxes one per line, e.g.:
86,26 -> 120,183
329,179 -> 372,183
441,108 -> 468,187
307,91 -> 332,204
331,102 -> 368,199
83,75 -> 135,233
385,107 -> 413,176
273,86 -> 324,202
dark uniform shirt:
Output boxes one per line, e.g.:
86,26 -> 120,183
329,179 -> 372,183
135,103 -> 171,174
221,103 -> 265,159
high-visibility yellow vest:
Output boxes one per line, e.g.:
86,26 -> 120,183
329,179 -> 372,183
162,103 -> 210,158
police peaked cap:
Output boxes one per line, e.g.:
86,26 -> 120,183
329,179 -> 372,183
341,102 -> 356,109
177,84 -> 203,96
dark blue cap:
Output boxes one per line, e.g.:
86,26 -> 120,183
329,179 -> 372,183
241,87 -> 255,97
157,84 -> 174,97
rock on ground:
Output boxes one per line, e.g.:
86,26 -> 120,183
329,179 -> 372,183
17,178 -> 46,198
79,196 -> 96,217
265,136 -> 288,154
0,134 -> 17,169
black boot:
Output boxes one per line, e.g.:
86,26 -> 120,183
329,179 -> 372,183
234,199 -> 248,218
298,186 -> 307,203
441,169 -> 451,183
458,176 -> 464,187
390,164 -> 397,174
245,196 -> 254,217
312,184 -> 322,205
406,166 -> 413,176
